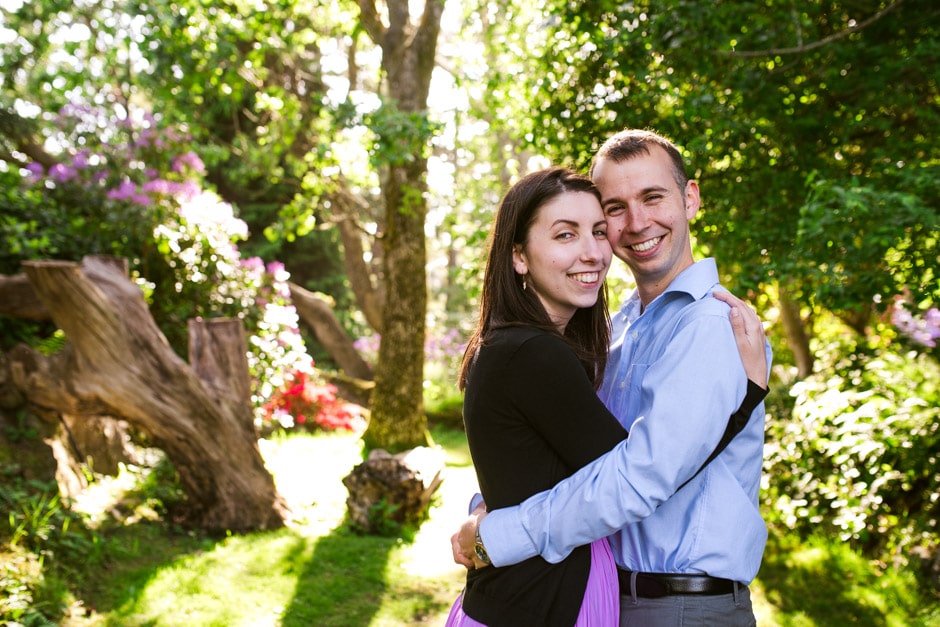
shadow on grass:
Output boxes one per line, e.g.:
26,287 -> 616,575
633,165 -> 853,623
756,531 -> 927,626
281,525 -> 399,626
79,520 -> 222,622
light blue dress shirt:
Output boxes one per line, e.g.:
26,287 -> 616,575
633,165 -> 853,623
479,258 -> 770,584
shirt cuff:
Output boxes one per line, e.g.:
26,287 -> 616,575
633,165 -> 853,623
468,492 -> 485,515
479,506 -> 539,567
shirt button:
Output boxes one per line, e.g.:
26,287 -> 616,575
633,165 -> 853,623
631,331 -> 639,339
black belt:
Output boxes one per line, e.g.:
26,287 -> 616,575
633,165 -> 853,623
617,569 -> 738,598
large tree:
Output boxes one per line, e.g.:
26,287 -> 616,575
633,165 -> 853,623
353,0 -> 445,451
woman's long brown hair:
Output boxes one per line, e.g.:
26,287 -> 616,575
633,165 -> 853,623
458,166 -> 611,391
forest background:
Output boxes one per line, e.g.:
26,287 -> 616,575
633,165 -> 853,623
0,0 -> 938,624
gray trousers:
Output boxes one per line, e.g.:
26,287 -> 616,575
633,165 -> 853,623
619,581 -> 756,626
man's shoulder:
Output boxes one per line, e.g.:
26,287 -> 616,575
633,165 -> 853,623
657,285 -> 728,318
691,289 -> 732,315
659,289 -> 735,339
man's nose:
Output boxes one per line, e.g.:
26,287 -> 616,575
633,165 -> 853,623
622,205 -> 647,233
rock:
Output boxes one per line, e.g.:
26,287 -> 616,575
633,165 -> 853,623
343,446 -> 446,534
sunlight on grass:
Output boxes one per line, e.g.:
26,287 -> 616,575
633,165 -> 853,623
259,430 -> 365,534
72,430 -> 478,626
63,429 -> 934,626
115,529 -> 310,625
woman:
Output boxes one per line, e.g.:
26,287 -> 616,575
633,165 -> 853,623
446,167 -> 765,626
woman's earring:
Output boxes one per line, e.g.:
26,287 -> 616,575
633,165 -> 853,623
522,275 -> 528,291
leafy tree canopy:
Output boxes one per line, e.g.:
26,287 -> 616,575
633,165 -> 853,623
503,0 -> 939,326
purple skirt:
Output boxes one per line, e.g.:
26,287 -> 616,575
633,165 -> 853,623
445,538 -> 620,626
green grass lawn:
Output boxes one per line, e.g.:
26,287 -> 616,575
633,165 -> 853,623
52,427 -> 937,626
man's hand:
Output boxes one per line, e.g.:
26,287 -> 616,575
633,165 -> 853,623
451,502 -> 490,569
712,289 -> 768,388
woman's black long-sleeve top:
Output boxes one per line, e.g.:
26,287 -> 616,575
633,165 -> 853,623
460,326 -> 628,626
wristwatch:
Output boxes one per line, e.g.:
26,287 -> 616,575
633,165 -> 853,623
473,527 -> 491,565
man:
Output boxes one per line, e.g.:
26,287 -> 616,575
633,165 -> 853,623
455,129 -> 771,626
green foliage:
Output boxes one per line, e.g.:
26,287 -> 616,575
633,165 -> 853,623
0,469 -> 101,625
124,454 -> 187,520
1,0 -> 365,359
757,531 -> 932,626
0,546 -> 52,627
763,333 -> 940,562
1,410 -> 38,443
350,497 -> 404,538
504,0 -> 940,309
124,0 -> 355,286
364,102 -> 441,168
0,474 -> 99,565
793,172 -> 940,318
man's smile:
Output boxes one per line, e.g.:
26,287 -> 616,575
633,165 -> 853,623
628,236 -> 663,253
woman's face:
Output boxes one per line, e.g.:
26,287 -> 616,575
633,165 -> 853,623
513,191 -> 612,330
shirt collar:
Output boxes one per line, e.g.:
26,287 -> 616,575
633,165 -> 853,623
620,258 -> 719,317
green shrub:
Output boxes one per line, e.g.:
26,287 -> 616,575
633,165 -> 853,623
0,469 -> 101,624
763,334 -> 939,567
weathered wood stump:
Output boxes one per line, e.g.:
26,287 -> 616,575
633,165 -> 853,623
2,255 -> 288,531
343,446 -> 445,534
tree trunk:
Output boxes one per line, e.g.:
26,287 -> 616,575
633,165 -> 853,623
778,285 -> 815,378
356,0 -> 445,453
364,166 -> 432,452
330,193 -> 385,333
289,281 -> 373,380
0,271 -> 48,320
188,318 -> 255,430
6,256 -> 288,531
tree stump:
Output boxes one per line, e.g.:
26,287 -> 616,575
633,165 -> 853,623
4,256 -> 288,531
342,446 -> 445,534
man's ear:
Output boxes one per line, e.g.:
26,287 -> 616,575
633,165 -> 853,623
684,180 -> 701,220
512,244 -> 528,276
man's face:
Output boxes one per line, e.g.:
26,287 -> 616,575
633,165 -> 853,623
592,146 -> 700,304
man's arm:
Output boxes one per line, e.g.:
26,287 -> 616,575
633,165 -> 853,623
468,310 -> 763,567
454,295 -> 769,567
